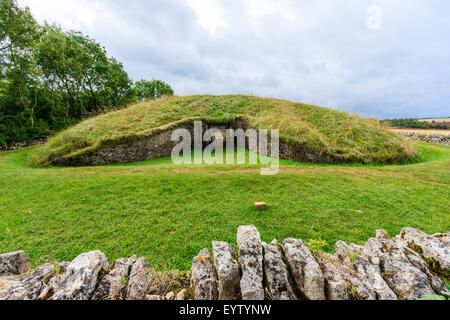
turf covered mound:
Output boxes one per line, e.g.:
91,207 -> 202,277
29,95 -> 416,166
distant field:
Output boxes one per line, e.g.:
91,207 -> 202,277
392,128 -> 450,135
418,118 -> 450,123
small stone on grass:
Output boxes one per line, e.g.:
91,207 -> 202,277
176,289 -> 187,300
254,202 -> 267,211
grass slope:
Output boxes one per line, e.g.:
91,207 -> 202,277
1,142 -> 449,270
29,95 -> 415,166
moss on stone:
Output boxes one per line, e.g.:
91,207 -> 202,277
407,242 -> 449,282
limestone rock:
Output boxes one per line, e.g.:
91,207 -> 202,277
364,236 -> 438,300
346,243 -> 397,300
0,226 -> 445,301
282,238 -> 326,300
39,251 -> 108,300
0,251 -> 31,275
317,253 -> 349,300
0,276 -> 21,300
398,132 -> 450,146
401,245 -> 444,293
254,202 -> 267,211
191,249 -> 218,300
376,229 -> 390,240
2,262 -> 68,300
125,257 -> 153,300
262,242 -> 296,300
432,231 -> 450,240
237,225 -> 264,300
176,288 -> 187,300
333,241 -> 390,300
397,227 -> 449,269
432,232 -> 450,248
165,291 -> 175,300
212,241 -> 241,300
92,256 -> 136,300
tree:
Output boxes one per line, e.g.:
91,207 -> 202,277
72,32 -> 110,111
0,0 -> 38,52
134,79 -> 174,102
0,0 -> 39,127
35,25 -> 66,117
105,58 -> 136,106
36,26 -> 137,120
0,0 -> 174,146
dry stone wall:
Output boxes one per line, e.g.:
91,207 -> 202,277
52,120 -> 355,166
0,139 -> 45,153
398,132 -> 450,145
1,226 -> 448,300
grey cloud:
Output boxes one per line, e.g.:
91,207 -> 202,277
21,0 -> 450,118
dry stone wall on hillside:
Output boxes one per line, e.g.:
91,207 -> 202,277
398,132 -> 450,145
0,140 -> 45,152
1,226 -> 448,300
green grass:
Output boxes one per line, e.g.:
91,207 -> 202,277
1,141 -> 449,271
29,95 -> 415,166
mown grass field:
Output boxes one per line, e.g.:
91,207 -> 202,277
418,118 -> 450,123
1,142 -> 449,271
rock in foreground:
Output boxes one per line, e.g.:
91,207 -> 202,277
262,242 -> 296,300
39,251 -> 108,300
1,226 -> 448,301
190,249 -> 219,300
237,225 -> 265,300
0,251 -> 31,275
283,238 -> 326,300
212,241 -> 241,300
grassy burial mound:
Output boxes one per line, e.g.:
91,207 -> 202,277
29,95 -> 416,167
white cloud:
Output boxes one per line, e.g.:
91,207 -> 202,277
17,0 -> 108,29
186,0 -> 228,35
15,0 -> 450,118
243,0 -> 304,31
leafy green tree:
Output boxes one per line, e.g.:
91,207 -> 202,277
0,0 -> 174,146
72,32 -> 110,111
105,58 -> 137,106
35,25 -> 66,117
0,0 -> 40,128
0,0 -> 38,53
135,79 -> 174,102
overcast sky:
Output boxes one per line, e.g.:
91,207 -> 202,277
18,0 -> 450,119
